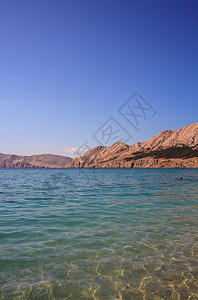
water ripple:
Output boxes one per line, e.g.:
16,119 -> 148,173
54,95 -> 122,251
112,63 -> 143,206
0,168 -> 198,299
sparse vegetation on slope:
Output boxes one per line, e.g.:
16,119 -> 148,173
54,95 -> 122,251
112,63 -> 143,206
124,146 -> 198,161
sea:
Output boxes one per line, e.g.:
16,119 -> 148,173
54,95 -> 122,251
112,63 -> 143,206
0,168 -> 198,299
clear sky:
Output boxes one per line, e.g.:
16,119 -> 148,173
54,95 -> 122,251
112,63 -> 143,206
0,0 -> 197,157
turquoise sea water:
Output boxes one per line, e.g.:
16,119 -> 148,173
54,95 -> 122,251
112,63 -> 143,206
0,168 -> 198,299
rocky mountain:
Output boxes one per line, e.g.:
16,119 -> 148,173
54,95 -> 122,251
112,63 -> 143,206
66,122 -> 198,168
0,153 -> 72,168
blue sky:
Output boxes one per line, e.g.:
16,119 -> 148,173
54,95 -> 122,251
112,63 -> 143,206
0,0 -> 197,157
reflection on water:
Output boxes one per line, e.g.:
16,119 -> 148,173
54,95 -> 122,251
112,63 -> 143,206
0,168 -> 198,299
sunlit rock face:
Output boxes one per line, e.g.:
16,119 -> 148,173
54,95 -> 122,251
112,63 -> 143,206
66,123 -> 198,168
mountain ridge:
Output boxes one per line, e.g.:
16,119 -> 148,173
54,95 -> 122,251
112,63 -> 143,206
1,123 -> 198,168
66,122 -> 198,168
0,153 -> 72,168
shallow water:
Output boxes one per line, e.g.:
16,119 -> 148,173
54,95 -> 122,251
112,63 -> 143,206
0,168 -> 198,299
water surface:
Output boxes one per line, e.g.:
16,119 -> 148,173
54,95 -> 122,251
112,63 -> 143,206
0,169 -> 198,299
